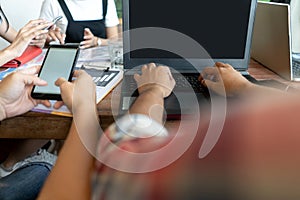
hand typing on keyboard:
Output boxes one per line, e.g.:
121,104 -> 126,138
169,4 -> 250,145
134,63 -> 175,98
199,62 -> 254,96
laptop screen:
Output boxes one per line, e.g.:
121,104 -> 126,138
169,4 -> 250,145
123,0 -> 257,72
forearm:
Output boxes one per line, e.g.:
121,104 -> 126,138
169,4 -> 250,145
241,83 -> 287,97
0,47 -> 17,66
0,27 -> 20,65
1,26 -> 18,43
97,26 -> 118,46
38,104 -> 100,199
129,87 -> 165,124
106,26 -> 118,39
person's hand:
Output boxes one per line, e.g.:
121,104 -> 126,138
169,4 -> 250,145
80,28 -> 99,49
0,66 -> 50,120
134,63 -> 175,98
7,19 -> 52,57
46,27 -> 66,45
30,32 -> 47,48
54,70 -> 96,111
199,62 -> 253,96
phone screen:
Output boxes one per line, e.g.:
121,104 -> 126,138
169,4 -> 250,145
31,45 -> 79,100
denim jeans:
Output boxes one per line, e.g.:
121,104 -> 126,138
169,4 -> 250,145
0,163 -> 52,200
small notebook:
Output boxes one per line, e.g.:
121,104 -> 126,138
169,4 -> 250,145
2,46 -> 42,68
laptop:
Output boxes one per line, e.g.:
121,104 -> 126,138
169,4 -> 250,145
251,1 -> 300,81
120,0 -> 257,118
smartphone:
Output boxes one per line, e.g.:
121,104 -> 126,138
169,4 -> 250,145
31,45 -> 80,100
44,16 -> 63,30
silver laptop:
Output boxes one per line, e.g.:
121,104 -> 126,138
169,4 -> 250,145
120,0 -> 257,117
251,1 -> 300,81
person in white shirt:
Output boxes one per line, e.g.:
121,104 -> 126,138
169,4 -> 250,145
39,0 -> 119,49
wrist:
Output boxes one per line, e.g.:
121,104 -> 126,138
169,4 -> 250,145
73,101 -> 98,115
244,82 -> 256,91
94,37 -> 102,47
1,47 -> 17,62
237,82 -> 256,96
72,103 -> 99,126
139,85 -> 165,99
96,37 -> 102,46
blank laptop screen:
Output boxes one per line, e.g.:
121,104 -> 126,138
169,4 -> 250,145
128,0 -> 252,59
123,0 -> 256,71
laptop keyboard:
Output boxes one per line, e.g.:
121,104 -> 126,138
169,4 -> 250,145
173,74 -> 207,93
292,60 -> 300,78
124,73 -> 208,96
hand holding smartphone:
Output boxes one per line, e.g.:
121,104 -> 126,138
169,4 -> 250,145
31,45 -> 80,100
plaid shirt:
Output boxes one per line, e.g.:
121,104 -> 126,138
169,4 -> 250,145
92,114 -> 171,200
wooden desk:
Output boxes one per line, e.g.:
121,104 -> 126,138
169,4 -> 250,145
1,60 -> 299,139
248,59 -> 300,88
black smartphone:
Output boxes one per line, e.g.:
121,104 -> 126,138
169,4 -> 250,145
44,16 -> 63,30
31,45 -> 80,100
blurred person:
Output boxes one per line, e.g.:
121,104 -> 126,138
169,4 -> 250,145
39,0 -> 119,49
38,62 -> 300,200
38,63 -> 175,199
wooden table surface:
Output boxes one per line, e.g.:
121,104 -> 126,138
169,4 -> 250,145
1,59 -> 299,139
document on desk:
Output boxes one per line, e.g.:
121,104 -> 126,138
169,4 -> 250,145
76,46 -> 111,69
82,66 -> 124,102
31,102 -> 72,117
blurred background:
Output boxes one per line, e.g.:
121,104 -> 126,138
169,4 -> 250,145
0,0 -> 123,49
